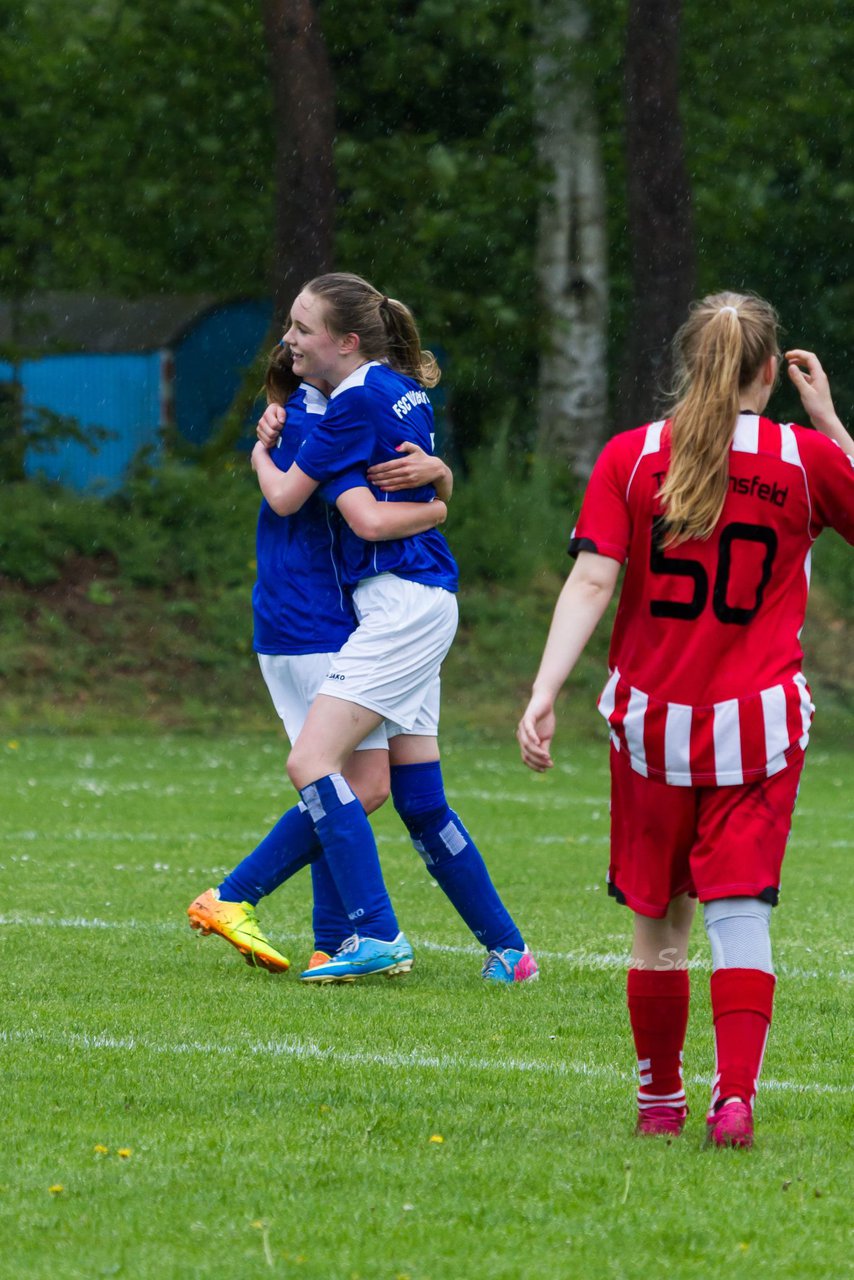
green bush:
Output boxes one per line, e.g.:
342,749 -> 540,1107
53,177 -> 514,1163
0,463 -> 260,590
811,529 -> 854,621
115,461 -> 259,588
0,483 -> 118,585
448,427 -> 578,585
1,447 -> 579,595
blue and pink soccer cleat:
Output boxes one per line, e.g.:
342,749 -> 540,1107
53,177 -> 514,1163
481,945 -> 539,983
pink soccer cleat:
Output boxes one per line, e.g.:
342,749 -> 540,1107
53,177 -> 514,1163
636,1105 -> 688,1137
707,1100 -> 754,1149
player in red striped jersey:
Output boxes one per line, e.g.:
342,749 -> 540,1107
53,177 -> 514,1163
518,292 -> 854,1147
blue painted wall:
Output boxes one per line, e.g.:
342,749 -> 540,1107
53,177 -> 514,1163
1,353 -> 162,492
173,300 -> 272,445
4,298 -> 274,491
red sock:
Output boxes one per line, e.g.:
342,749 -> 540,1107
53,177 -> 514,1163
709,967 -> 776,1116
627,967 -> 690,1112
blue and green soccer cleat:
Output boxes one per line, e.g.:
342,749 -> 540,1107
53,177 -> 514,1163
299,932 -> 413,983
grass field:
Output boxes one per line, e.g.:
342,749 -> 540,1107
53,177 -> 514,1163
1,733 -> 852,1280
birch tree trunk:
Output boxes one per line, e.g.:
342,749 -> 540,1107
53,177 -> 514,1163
534,0 -> 609,478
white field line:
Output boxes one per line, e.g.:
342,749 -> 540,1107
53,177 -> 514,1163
0,1027 -> 850,1098
0,914 -> 851,983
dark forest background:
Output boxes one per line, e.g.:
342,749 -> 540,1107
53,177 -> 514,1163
1,0 -> 851,733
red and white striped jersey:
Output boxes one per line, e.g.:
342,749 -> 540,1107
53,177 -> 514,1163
570,414 -> 854,786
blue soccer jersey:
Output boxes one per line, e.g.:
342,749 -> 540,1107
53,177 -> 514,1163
294,362 -> 459,593
252,383 -> 356,655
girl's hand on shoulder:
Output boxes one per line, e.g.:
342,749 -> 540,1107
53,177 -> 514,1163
257,403 -> 286,448
517,692 -> 557,772
367,441 -> 440,491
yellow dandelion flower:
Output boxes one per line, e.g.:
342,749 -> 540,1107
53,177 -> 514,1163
93,1144 -> 109,1156
7,741 -> 19,750
429,1134 -> 444,1144
117,1148 -> 132,1159
49,1184 -> 64,1195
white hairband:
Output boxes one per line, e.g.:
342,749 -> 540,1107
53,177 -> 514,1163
719,306 -> 738,315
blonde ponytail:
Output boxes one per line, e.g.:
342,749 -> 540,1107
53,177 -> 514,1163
378,296 -> 440,387
659,292 -> 779,544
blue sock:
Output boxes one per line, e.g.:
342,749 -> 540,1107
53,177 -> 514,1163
390,760 -> 525,952
218,803 -> 320,905
299,773 -> 399,940
310,857 -> 351,954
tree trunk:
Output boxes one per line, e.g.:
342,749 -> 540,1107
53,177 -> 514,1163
262,0 -> 336,325
620,0 -> 695,429
203,0 -> 336,461
534,0 -> 609,479
0,296 -> 36,483
0,375 -> 25,484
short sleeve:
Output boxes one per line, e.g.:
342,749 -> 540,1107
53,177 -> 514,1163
319,469 -> 369,505
798,430 -> 854,545
568,434 -> 633,563
294,387 -> 374,486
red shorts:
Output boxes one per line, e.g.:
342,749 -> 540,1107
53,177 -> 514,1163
608,742 -> 803,918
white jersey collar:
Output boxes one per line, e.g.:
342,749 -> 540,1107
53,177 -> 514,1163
330,361 -> 382,399
299,381 -> 329,414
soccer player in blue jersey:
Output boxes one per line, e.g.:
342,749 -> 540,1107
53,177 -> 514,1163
249,273 -> 538,984
188,345 -> 448,974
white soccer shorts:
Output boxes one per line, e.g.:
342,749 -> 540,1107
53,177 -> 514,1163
318,573 -> 458,735
257,651 -> 388,750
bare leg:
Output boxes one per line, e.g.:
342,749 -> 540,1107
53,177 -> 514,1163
288,694 -> 384,789
388,733 -> 439,766
631,893 -> 696,970
342,748 -> 389,814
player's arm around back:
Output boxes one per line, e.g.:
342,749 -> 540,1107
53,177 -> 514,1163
251,441 -> 319,516
257,402 -> 286,449
518,552 -> 621,772
367,442 -> 454,503
335,486 -> 447,541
